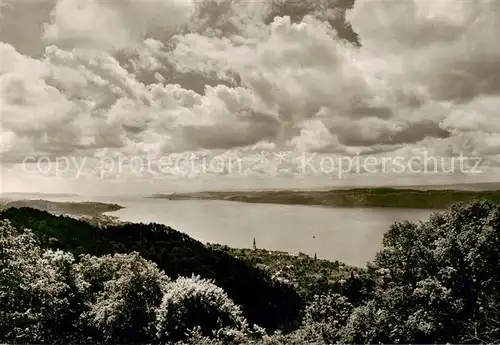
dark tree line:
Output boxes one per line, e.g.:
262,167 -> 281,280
0,207 -> 303,332
1,200 -> 500,344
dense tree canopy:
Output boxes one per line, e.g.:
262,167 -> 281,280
0,207 -> 303,332
0,220 -> 250,344
76,253 -> 169,343
343,200 -> 500,344
156,275 -> 248,343
1,199 -> 500,344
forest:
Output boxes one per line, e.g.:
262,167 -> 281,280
1,200 -> 500,344
153,187 -> 500,209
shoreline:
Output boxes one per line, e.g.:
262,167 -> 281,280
0,199 -> 124,217
149,187 -> 500,209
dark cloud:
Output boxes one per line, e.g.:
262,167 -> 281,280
0,1 -> 54,58
338,120 -> 451,147
179,111 -> 280,151
429,57 -> 500,103
350,103 -> 394,119
264,0 -> 360,46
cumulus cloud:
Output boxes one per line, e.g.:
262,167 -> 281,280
43,0 -> 196,51
1,0 -> 499,187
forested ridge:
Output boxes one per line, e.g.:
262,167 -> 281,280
1,200 -> 500,344
0,207 -> 303,332
155,188 -> 500,209
0,199 -> 123,216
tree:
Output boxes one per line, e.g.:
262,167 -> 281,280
75,252 -> 170,343
0,207 -> 303,332
342,200 -> 500,343
0,220 -> 82,343
294,293 -> 353,344
156,275 -> 248,343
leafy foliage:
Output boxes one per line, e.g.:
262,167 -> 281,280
0,221 -> 249,344
298,293 -> 353,342
0,221 -> 84,343
342,200 -> 500,343
2,199 -> 500,344
76,253 -> 169,343
156,275 -> 248,343
0,207 -> 303,332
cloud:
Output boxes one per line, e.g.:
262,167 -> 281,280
0,0 -> 499,182
43,0 -> 196,51
264,0 -> 360,45
441,96 -> 500,134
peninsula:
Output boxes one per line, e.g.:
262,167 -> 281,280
149,187 -> 500,209
0,199 -> 123,216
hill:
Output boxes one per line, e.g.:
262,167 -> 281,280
151,187 -> 500,209
0,199 -> 122,216
0,207 -> 303,332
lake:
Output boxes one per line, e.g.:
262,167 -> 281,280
57,195 -> 435,267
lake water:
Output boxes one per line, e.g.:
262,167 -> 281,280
55,195 -> 435,267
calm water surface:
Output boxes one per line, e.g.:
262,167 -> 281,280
64,196 -> 435,267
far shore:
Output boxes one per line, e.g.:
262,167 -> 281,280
0,199 -> 123,217
148,187 -> 500,209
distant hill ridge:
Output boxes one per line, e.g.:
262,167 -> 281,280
0,199 -> 122,216
151,187 -> 500,209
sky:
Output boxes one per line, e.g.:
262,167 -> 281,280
1,0 -> 499,195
